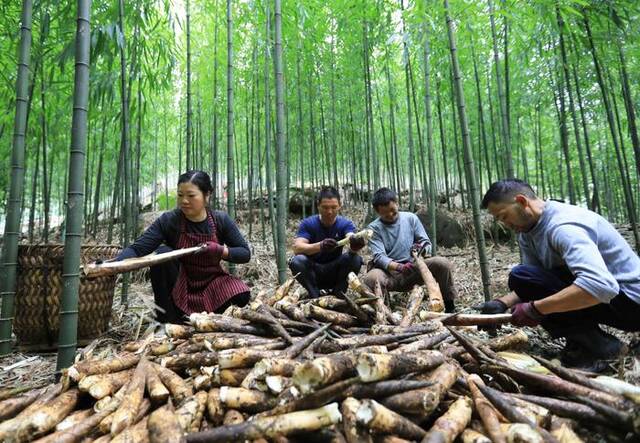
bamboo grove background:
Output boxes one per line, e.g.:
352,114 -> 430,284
2,0 -> 640,242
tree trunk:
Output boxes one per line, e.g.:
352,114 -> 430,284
265,4 -> 277,249
435,80 -> 451,211
401,2 -> 415,211
274,0 -> 288,283
226,0 -> 235,223
56,0 -> 91,370
584,15 -> 640,251
117,0 -> 132,306
0,0 -> 33,355
444,0 -> 492,300
186,0 -> 192,170
557,7 -> 589,207
488,0 -> 514,178
423,24 -> 437,255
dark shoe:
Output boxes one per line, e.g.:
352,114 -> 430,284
444,299 -> 456,313
560,327 -> 628,373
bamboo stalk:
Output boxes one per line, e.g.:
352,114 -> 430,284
467,374 -> 506,443
356,350 -> 444,382
382,361 -> 458,415
219,387 -> 276,413
186,403 -> 342,442
412,252 -> 444,312
304,304 -> 358,327
15,389 -> 80,442
146,361 -> 170,404
342,398 -> 373,443
336,229 -> 374,247
68,353 -> 140,382
110,358 -> 147,435
206,388 -> 224,426
78,369 -> 133,400
476,384 -> 560,443
189,312 -> 268,335
356,399 -> 426,440
421,396 -> 472,443
419,311 -> 512,326
152,362 -> 193,405
400,286 -> 425,326
148,404 -> 186,443
82,244 -> 206,277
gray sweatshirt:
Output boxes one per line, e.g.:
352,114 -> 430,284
368,211 -> 431,270
519,200 -> 640,304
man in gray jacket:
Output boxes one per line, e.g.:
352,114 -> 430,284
362,187 -> 457,312
480,179 -> 640,370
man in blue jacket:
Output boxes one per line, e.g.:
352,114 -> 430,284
479,178 -> 640,370
289,186 -> 364,298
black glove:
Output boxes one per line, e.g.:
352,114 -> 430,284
320,238 -> 338,252
349,235 -> 366,252
477,299 -> 508,314
410,241 -> 428,258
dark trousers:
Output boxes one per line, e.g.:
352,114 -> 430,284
149,245 -> 250,324
508,264 -> 640,337
288,253 -> 363,298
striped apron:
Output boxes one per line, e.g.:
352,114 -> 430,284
171,210 -> 250,314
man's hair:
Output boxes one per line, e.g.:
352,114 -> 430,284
372,187 -> 398,208
481,179 -> 537,209
317,186 -> 341,204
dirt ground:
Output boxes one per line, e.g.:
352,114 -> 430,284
1,204 -> 639,399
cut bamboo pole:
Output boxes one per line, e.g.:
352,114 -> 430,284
356,399 -> 426,440
421,396 -> 472,443
110,359 -> 147,435
148,404 -> 186,443
68,353 -> 140,382
356,350 -> 444,382
466,374 -> 506,443
14,389 -> 80,442
342,398 -> 373,443
82,244 -> 206,277
336,229 -> 374,247
412,252 -> 444,312
186,403 -> 342,442
400,286 -> 425,326
419,311 -> 512,326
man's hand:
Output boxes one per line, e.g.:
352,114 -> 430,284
205,241 -> 225,263
410,242 -> 428,258
396,262 -> 414,275
476,299 -> 508,314
349,235 -> 366,252
320,238 -> 338,252
510,302 -> 544,327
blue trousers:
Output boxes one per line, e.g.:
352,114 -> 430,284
289,253 -> 363,298
509,264 -> 640,337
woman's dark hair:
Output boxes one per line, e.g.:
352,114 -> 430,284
372,187 -> 398,208
178,170 -> 214,195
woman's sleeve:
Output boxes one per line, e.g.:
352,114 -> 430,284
115,213 -> 173,260
215,212 -> 251,264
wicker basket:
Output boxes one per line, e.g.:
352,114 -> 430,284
14,244 -> 121,349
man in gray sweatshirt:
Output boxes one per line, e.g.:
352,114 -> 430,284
362,187 -> 457,312
480,179 -> 640,370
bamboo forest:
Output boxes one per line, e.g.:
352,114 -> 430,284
1,0 -> 640,441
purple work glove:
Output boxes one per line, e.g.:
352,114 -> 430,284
348,235 -> 366,252
510,302 -> 544,327
397,262 -> 414,275
204,241 -> 225,264
320,238 -> 338,252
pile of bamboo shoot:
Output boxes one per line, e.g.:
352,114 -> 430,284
1,275 -> 639,442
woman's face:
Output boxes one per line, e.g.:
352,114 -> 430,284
178,182 -> 208,219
